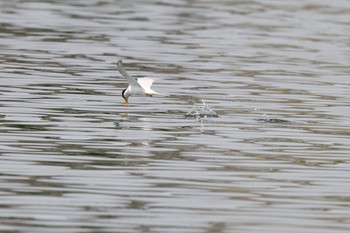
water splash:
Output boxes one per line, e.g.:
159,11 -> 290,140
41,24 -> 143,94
185,101 -> 219,118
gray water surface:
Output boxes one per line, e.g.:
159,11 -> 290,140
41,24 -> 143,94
1,0 -> 350,232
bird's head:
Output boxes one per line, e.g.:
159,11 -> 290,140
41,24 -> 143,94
122,89 -> 129,106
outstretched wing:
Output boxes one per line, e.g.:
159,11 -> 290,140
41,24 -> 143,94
117,60 -> 142,88
137,77 -> 163,95
137,78 -> 155,90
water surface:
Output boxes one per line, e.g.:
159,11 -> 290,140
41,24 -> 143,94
1,0 -> 350,232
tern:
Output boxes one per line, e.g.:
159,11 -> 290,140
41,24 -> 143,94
117,60 -> 161,106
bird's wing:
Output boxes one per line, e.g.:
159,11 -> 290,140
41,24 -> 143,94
137,78 -> 164,95
137,78 -> 155,90
117,60 -> 142,88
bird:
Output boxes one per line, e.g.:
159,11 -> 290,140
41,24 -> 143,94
117,60 -> 161,106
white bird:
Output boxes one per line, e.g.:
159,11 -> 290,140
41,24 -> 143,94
117,60 -> 161,106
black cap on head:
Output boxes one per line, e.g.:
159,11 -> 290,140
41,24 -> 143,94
121,89 -> 127,99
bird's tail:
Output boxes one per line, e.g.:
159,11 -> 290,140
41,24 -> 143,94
148,90 -> 167,97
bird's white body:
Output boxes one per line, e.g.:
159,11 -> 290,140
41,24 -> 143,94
124,77 -> 159,98
117,60 -> 161,105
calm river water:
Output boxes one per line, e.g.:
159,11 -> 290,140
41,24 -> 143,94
0,0 -> 350,232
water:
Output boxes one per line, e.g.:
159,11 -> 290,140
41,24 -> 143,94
1,0 -> 350,232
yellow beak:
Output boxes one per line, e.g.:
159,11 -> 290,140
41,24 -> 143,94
124,98 -> 129,106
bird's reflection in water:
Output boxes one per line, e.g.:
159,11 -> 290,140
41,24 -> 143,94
115,113 -> 156,132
